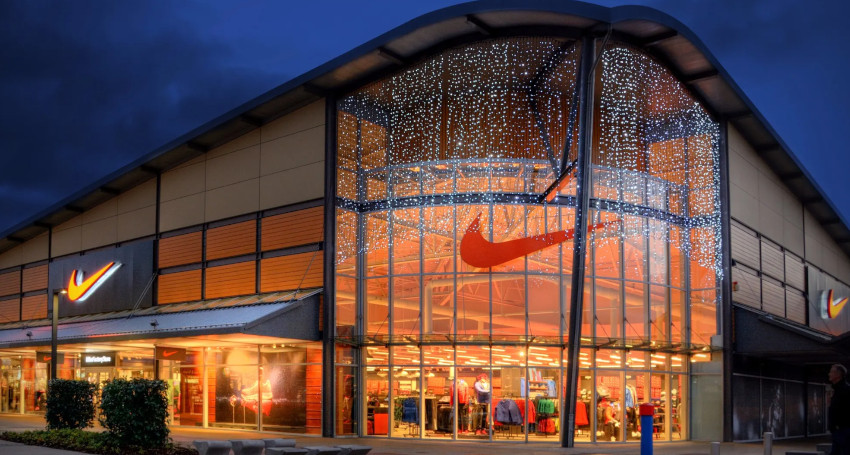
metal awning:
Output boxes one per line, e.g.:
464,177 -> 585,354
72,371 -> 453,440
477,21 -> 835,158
0,289 -> 321,348
734,304 -> 848,365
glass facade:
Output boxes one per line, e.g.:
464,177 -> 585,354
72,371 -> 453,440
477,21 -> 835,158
334,36 -> 721,442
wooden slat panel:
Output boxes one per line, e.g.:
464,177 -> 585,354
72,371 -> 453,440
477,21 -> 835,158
21,294 -> 47,320
207,220 -> 256,261
262,206 -> 324,251
205,261 -> 256,299
762,276 -> 784,317
260,251 -> 323,292
785,252 -> 805,290
158,269 -> 202,304
786,288 -> 806,325
732,265 -> 760,309
21,265 -> 48,293
0,297 -> 19,323
159,232 -> 202,268
731,222 -> 759,269
760,239 -> 784,282
0,270 -> 21,297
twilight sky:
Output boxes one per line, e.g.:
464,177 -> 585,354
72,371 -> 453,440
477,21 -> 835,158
1,0 -> 848,236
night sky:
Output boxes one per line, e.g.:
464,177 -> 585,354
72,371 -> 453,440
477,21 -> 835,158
2,0 -> 848,236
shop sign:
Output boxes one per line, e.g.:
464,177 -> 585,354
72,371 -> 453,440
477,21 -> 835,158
820,289 -> 848,320
808,268 -> 850,335
48,240 -> 154,317
81,351 -> 116,367
36,352 -> 65,363
459,212 -> 620,268
155,347 -> 186,361
67,261 -> 122,302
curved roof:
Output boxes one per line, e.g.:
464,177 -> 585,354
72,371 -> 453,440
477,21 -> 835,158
2,0 -> 848,259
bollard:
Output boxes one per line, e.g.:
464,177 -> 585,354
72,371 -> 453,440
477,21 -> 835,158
711,441 -> 721,455
640,403 -> 655,455
763,432 -> 773,455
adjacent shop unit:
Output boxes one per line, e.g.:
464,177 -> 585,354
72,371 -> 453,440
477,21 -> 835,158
1,1 -> 848,445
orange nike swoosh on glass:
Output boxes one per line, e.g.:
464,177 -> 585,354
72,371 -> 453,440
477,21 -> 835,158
827,289 -> 848,319
67,261 -> 122,302
460,213 -> 620,268
162,351 -> 178,357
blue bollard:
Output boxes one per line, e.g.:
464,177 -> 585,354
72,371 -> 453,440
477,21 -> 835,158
640,403 -> 655,455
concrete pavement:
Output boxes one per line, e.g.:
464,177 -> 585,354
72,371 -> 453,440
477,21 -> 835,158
0,413 -> 833,455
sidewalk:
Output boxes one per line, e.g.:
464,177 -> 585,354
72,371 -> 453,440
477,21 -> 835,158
0,413 -> 832,455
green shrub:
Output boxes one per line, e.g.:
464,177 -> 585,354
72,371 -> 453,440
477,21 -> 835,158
0,429 -> 196,455
99,378 -> 170,448
46,379 -> 97,430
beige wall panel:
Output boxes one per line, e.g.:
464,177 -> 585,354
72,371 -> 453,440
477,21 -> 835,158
117,206 -> 156,242
207,129 -> 261,159
758,204 -> 783,243
259,162 -> 324,211
260,126 -> 324,176
782,221 -> 804,257
82,199 -> 118,224
780,188 -> 803,228
261,101 -> 325,143
161,161 -> 205,202
117,179 -> 156,214
823,249 -> 839,274
54,215 -> 81,233
204,179 -> 259,222
170,154 -> 206,171
757,174 -> 784,215
0,247 -> 23,269
21,232 -> 49,264
728,147 -> 758,199
160,193 -> 205,232
206,145 -> 261,190
730,188 -> 758,230
52,226 -> 82,257
82,217 -> 118,250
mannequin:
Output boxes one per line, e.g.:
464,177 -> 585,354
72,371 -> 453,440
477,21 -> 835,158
474,374 -> 491,435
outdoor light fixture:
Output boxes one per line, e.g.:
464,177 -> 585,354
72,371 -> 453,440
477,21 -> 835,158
50,289 -> 67,381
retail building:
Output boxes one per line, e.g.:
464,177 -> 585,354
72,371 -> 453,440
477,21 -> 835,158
0,1 -> 848,445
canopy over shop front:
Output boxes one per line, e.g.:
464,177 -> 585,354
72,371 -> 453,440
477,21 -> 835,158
0,289 -> 321,348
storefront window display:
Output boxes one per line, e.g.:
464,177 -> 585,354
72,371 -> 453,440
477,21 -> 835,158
335,36 -> 720,442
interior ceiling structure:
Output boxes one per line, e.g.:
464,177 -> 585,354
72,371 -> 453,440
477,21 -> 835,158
2,0 -> 847,260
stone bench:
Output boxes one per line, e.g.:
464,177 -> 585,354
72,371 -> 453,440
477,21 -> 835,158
302,447 -> 342,455
336,445 -> 372,455
817,443 -> 832,454
263,439 -> 297,448
194,441 -> 233,455
266,449 -> 309,455
230,440 -> 266,455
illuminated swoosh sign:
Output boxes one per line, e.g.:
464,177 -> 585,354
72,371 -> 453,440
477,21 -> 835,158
67,262 -> 122,302
460,213 -> 620,268
820,289 -> 848,319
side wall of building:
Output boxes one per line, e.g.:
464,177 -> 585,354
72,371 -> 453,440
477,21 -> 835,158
0,99 -> 326,322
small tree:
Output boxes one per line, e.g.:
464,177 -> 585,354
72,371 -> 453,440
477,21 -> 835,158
99,378 -> 169,448
46,379 -> 97,429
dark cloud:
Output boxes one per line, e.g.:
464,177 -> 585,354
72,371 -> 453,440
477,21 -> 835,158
1,0 -> 848,234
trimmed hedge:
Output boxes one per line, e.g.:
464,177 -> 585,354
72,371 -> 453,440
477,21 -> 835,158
0,429 -> 196,455
46,379 -> 97,430
99,378 -> 170,448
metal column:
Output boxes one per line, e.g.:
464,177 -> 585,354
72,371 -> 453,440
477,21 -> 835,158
718,119 -> 734,442
563,36 -> 598,448
322,96 -> 338,437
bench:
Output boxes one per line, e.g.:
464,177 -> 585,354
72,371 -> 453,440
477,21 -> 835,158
266,448 -> 309,455
263,439 -> 297,448
194,441 -> 232,455
335,445 -> 372,455
230,440 -> 265,455
302,447 -> 342,455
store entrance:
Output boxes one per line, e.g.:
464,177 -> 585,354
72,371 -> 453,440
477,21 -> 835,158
158,360 -> 204,427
